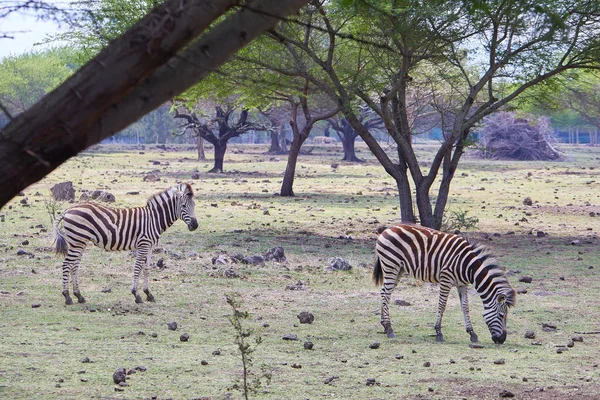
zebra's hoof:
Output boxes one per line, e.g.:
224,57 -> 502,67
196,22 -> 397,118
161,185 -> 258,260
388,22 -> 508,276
470,334 -> 479,343
146,294 -> 155,302
135,296 -> 143,304
387,332 -> 396,339
77,298 -> 86,304
65,298 -> 73,305
436,334 -> 445,343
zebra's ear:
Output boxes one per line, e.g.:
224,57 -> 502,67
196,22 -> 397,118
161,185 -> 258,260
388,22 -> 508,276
497,294 -> 506,304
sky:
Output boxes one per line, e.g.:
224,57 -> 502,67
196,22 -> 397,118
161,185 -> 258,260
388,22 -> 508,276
0,3 -> 67,60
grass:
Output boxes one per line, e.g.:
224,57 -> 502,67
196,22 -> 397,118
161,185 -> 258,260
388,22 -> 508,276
0,142 -> 599,399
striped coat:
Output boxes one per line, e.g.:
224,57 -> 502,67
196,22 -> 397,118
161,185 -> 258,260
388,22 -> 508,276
374,224 -> 516,344
53,183 -> 198,305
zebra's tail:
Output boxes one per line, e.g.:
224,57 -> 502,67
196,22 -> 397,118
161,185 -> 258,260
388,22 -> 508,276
373,256 -> 384,286
52,213 -> 69,257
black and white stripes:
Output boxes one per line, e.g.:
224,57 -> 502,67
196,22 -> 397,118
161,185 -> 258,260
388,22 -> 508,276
374,224 -> 516,344
53,183 -> 198,305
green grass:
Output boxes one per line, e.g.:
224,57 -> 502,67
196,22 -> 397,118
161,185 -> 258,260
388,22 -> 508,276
1,142 -> 599,399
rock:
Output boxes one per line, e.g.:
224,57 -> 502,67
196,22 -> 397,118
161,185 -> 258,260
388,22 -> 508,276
524,330 -> 535,339
282,334 -> 298,341
201,360 -> 208,365
523,197 -> 533,206
517,288 -> 528,294
156,258 -> 165,269
212,350 -> 221,356
394,299 -> 411,306
191,173 -> 200,180
212,255 -> 229,265
324,376 -> 338,385
423,361 -> 431,367
264,247 -> 286,262
31,303 -> 41,308
143,174 -> 160,182
167,322 -> 178,331
101,287 -> 111,293
366,378 -> 377,386
519,276 -> 533,283
542,323 -> 556,332
285,281 -> 306,291
51,182 -> 75,201
291,363 -> 302,369
499,389 -> 515,398
297,311 -> 314,324
369,342 -> 380,349
536,231 -> 546,237
494,359 -> 505,365
135,366 -> 147,372
572,336 -> 583,342
304,341 -> 313,350
395,354 -> 404,360
113,368 -> 127,384
242,255 -> 265,266
180,333 -> 190,342
90,190 -> 116,203
327,257 -> 352,271
81,357 -> 91,363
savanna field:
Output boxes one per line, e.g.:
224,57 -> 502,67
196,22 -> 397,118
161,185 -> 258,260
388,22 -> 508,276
0,142 -> 599,400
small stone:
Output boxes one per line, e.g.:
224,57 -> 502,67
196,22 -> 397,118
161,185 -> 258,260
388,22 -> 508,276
167,322 -> 177,331
519,276 -> 533,283
366,378 -> 376,386
282,334 -> 298,341
423,361 -> 431,367
212,349 -> 221,356
297,311 -> 314,324
523,197 -> 533,206
542,323 -> 557,332
118,381 -> 129,387
81,356 -> 91,363
201,360 -> 208,366
532,341 -> 542,345
113,368 -> 127,384
135,366 -> 147,372
524,330 -> 535,339
394,299 -> 411,306
523,377 -> 528,382
324,376 -> 339,385
499,389 -> 515,398
127,369 -> 136,375
291,363 -> 302,369
180,333 -> 190,342
114,387 -> 124,392
395,354 -> 404,360
494,359 -> 505,365
572,336 -> 583,342
517,288 -> 528,294
369,342 -> 380,349
567,340 -> 574,348
31,304 -> 41,308
304,341 -> 314,350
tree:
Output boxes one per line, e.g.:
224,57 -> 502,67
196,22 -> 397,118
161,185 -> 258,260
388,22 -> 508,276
266,0 -> 600,228
0,0 -> 310,208
174,103 -> 266,172
327,108 -> 383,162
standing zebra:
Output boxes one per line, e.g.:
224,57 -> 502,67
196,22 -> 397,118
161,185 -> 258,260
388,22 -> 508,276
374,224 -> 516,344
53,183 -> 198,305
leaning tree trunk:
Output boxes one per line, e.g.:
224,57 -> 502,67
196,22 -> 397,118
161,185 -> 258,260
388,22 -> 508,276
280,136 -> 303,196
209,141 -> 227,173
197,136 -> 206,160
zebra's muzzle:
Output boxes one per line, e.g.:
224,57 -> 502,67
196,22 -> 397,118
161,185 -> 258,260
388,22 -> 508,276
492,331 -> 507,344
188,218 -> 198,231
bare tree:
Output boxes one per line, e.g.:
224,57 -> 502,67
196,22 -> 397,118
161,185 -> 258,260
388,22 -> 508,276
0,0 -> 309,208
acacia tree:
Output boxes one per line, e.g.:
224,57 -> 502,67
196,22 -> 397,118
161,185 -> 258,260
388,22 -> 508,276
327,108 -> 383,162
0,0 -> 310,208
264,0 -> 600,228
174,104 -> 265,172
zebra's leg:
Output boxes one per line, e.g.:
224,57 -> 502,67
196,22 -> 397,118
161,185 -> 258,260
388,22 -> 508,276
63,248 -> 85,305
380,281 -> 396,338
142,250 -> 155,302
434,280 -> 453,342
457,286 -> 478,343
131,246 -> 149,304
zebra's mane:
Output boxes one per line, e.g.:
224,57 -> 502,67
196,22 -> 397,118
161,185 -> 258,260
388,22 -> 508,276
145,183 -> 193,207
468,242 -> 516,307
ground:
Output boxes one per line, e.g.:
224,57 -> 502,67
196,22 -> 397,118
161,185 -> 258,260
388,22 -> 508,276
0,142 -> 599,399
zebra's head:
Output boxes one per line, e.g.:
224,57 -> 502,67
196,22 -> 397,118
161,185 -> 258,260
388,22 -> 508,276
175,183 -> 198,231
483,287 -> 516,344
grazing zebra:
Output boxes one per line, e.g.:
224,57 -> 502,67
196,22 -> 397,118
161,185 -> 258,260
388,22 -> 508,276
374,224 -> 516,344
53,183 -> 198,305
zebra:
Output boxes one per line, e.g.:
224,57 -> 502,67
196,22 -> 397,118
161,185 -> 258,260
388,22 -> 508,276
373,224 -> 516,344
53,183 -> 198,305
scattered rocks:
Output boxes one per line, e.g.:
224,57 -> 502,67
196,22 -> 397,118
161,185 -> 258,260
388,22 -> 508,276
291,363 -> 302,369
324,376 -> 339,385
113,368 -> 127,384
524,330 -> 536,339
51,182 -> 75,201
366,378 -> 378,386
242,255 -> 265,266
81,357 -> 91,363
201,360 -> 208,366
297,311 -> 314,324
395,354 -> 404,360
285,281 -> 306,291
519,276 -> 533,283
212,254 -> 230,265
264,247 -> 286,262
180,333 -> 190,342
282,334 -> 298,341
494,359 -> 506,365
523,197 -> 533,206
542,323 -> 557,332
326,257 -> 352,271
423,361 -> 431,367
167,322 -> 178,331
212,349 -> 221,356
304,341 -> 313,350
369,342 -> 380,349
394,299 -> 411,306
572,336 -> 584,342
31,303 -> 41,308
156,258 -> 165,269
